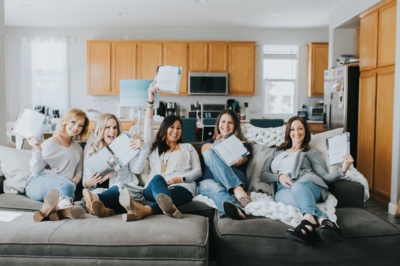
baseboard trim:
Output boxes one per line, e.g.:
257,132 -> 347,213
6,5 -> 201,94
388,202 -> 397,215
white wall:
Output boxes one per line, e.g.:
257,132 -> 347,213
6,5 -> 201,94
0,0 -> 6,146
6,26 -> 328,121
389,1 -> 400,215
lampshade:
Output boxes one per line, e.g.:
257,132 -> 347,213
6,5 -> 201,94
120,80 -> 159,108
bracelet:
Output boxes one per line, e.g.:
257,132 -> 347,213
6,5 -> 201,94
147,104 -> 154,108
148,100 -> 154,104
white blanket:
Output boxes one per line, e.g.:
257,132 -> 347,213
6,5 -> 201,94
193,166 -> 368,227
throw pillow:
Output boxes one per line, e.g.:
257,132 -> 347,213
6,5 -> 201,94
309,128 -> 344,173
0,146 -> 32,194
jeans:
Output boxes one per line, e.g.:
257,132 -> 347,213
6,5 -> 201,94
97,185 -> 126,214
275,178 -> 327,220
26,173 -> 76,201
199,148 -> 248,215
143,175 -> 193,215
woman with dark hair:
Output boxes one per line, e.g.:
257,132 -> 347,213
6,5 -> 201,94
198,109 -> 252,220
261,116 -> 354,247
117,82 -> 202,221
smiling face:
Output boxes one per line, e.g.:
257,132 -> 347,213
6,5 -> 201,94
65,118 -> 86,137
103,118 -> 118,145
166,120 -> 182,144
218,114 -> 235,137
290,120 -> 305,146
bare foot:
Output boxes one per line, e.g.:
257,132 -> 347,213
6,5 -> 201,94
233,186 -> 247,199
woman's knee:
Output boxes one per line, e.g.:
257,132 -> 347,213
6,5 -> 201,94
151,175 -> 167,186
203,148 -> 218,163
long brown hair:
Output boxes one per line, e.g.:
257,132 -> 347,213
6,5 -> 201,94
151,115 -> 183,155
277,116 -> 311,151
213,109 -> 244,141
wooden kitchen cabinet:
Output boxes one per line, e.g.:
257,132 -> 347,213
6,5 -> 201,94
307,43 -> 328,97
378,0 -> 397,67
189,43 -> 208,72
112,42 -> 136,94
87,42 -> 112,95
374,65 -> 395,200
357,69 -> 377,189
162,43 -> 188,95
87,40 -> 255,96
355,27 -> 360,59
138,43 -> 162,80
229,43 -> 255,96
308,123 -> 324,134
360,11 -> 379,71
209,44 -> 228,72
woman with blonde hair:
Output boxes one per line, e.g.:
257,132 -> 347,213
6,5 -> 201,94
27,108 -> 89,222
82,113 -> 150,219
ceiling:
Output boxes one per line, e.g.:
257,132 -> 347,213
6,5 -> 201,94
5,0 -> 346,29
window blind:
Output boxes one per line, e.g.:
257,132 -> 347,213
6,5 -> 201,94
263,45 -> 298,59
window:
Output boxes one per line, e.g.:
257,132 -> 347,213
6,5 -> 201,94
263,45 -> 298,115
20,38 -> 69,116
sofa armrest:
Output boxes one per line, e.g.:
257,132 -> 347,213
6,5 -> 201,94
328,180 -> 364,208
0,175 -> 4,194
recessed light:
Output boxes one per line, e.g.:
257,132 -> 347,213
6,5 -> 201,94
272,14 -> 282,17
18,4 -> 30,8
119,13 -> 129,16
194,0 -> 207,3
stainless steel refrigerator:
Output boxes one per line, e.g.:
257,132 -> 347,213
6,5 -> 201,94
323,65 -> 360,167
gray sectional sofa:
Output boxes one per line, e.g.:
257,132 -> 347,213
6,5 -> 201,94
1,144 -> 400,266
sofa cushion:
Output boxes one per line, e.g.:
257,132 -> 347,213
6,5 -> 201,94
0,193 -> 42,212
0,146 -> 32,194
213,208 -> 400,266
0,212 -> 209,265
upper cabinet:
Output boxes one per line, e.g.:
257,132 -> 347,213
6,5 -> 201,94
112,42 -> 136,94
360,11 -> 379,71
87,42 -> 111,95
87,40 -> 255,96
229,43 -> 255,96
162,43 -> 188,95
378,0 -> 397,67
307,42 -> 328,97
138,43 -> 162,80
360,0 -> 397,71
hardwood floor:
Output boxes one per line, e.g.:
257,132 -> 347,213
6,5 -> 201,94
364,197 -> 400,229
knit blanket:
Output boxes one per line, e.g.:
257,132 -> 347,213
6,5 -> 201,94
193,192 -> 338,227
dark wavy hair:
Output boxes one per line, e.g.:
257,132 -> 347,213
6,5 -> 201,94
277,116 -> 311,151
151,115 -> 183,155
213,109 -> 244,141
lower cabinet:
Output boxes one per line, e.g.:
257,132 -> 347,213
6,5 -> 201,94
357,66 -> 395,202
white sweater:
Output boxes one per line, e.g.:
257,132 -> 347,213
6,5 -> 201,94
144,118 -> 202,196
29,140 -> 83,181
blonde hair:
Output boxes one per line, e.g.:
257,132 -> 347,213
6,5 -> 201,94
54,108 -> 89,142
90,113 -> 124,155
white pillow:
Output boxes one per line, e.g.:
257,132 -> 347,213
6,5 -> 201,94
0,146 -> 32,194
309,128 -> 344,173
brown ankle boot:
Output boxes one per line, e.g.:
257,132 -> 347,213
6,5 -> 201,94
82,189 -> 98,214
91,200 -> 114,218
156,193 -> 182,218
119,188 -> 148,221
33,189 -> 59,222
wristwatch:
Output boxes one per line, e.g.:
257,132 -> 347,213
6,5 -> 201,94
182,177 -> 187,183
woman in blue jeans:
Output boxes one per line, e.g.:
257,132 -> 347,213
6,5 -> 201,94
261,116 -> 354,247
26,108 -> 89,222
199,109 -> 252,220
82,113 -> 150,219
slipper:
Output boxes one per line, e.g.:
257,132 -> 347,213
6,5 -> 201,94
223,201 -> 246,220
285,220 -> 319,248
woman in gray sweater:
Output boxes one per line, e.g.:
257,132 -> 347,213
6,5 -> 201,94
261,116 -> 354,247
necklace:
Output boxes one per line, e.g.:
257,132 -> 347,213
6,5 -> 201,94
161,144 -> 178,175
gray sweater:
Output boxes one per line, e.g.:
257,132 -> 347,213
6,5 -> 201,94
261,148 -> 346,200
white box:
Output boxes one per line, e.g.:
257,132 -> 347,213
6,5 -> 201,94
245,108 -> 262,120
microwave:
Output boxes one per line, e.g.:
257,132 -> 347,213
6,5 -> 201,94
307,106 -> 323,121
188,72 -> 228,96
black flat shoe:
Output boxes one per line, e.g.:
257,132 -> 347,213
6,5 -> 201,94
285,219 -> 319,248
318,219 -> 345,243
223,201 -> 246,220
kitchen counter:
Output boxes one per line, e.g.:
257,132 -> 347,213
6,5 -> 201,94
284,119 -> 323,124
